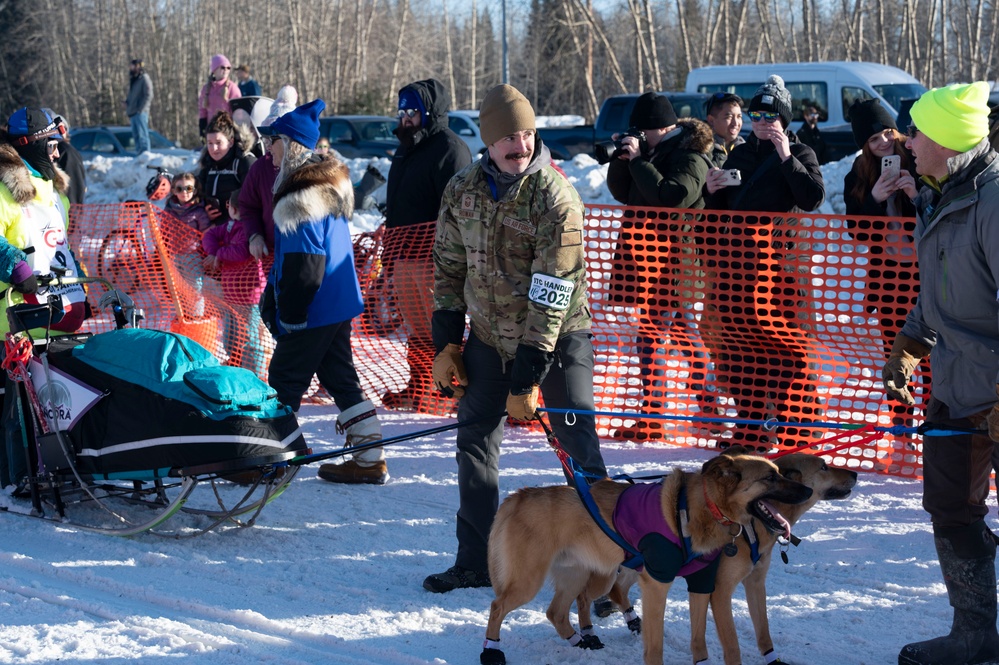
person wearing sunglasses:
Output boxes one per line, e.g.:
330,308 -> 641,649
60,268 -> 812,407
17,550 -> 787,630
124,58 -> 153,154
795,100 -> 828,164
702,74 -> 826,453
880,82 -> 999,665
164,172 -> 211,232
363,79 -> 472,418
198,54 -> 242,139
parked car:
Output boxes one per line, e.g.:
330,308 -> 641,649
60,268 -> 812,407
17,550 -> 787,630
317,116 -> 399,159
70,126 -> 192,158
536,92 -> 713,161
447,110 -> 485,154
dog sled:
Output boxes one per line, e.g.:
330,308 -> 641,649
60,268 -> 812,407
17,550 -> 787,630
0,274 -> 309,537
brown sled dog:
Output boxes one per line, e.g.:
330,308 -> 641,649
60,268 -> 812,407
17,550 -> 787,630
604,451 -> 859,665
480,447 -> 813,665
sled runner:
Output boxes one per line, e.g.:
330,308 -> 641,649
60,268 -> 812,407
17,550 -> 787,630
0,274 -> 309,537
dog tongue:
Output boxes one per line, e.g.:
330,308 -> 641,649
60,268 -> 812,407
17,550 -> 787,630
759,499 -> 792,539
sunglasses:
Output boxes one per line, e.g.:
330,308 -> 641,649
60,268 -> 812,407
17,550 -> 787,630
220,66 -> 231,70
174,185 -> 194,193
906,125 -> 919,139
263,135 -> 284,145
397,108 -> 420,119
747,111 -> 780,123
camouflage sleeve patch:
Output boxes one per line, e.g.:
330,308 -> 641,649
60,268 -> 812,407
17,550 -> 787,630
560,229 -> 583,247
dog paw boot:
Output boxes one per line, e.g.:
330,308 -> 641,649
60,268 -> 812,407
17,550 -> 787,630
899,521 -> 999,665
592,595 -> 615,618
480,638 -> 505,665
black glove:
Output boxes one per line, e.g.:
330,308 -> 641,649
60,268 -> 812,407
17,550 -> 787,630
12,274 -> 37,294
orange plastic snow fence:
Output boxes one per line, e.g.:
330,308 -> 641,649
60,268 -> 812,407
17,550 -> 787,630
69,202 -> 927,479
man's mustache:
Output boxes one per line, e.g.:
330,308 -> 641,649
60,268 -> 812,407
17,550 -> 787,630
505,152 -> 531,160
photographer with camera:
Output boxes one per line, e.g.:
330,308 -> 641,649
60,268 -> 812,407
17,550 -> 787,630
605,92 -> 713,208
604,92 -> 716,441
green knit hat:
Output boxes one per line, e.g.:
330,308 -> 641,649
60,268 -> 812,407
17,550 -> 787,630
479,84 -> 536,147
910,82 -> 990,152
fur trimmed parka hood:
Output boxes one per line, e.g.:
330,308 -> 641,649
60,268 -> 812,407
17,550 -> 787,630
674,117 -> 715,156
0,142 -> 69,202
273,155 -> 354,234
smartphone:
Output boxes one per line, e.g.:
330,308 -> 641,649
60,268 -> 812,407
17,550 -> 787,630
881,155 -> 901,179
205,196 -> 220,210
718,169 -> 742,186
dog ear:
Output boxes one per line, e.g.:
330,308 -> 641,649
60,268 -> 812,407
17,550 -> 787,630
703,453 -> 742,481
780,468 -> 803,483
719,444 -> 751,457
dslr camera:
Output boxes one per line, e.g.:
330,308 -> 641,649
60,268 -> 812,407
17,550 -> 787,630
594,128 -> 647,165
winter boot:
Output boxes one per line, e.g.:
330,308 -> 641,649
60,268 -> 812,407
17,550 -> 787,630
317,400 -> 389,485
899,520 -> 999,665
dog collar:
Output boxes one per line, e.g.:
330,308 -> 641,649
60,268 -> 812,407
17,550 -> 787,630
702,479 -> 737,526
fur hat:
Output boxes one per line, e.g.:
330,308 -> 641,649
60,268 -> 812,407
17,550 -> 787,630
259,85 -> 299,133
749,75 -> 793,127
269,98 -> 325,150
909,82 -> 991,152
479,84 -> 535,147
210,54 -> 231,72
629,92 -> 678,130
850,99 -> 897,149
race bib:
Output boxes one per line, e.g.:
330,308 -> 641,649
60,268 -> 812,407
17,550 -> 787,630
528,273 -> 574,310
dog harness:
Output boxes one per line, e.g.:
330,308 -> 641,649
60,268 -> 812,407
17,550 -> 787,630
612,482 -> 722,580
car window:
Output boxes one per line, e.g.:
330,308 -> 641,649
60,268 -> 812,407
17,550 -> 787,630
874,83 -> 928,115
91,132 -> 117,153
842,86 -> 874,121
71,131 -> 94,151
112,130 -> 135,151
449,116 -> 472,135
360,120 -> 395,141
326,120 -> 353,143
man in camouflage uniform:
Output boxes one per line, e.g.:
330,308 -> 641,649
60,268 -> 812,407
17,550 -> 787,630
423,84 -> 608,594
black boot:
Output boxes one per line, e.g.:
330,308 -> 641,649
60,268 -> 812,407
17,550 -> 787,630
899,520 -> 999,665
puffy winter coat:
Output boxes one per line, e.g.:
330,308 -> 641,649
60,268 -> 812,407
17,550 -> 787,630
606,118 -> 714,208
238,153 -> 278,251
198,144 -> 255,225
708,130 -> 825,213
899,139 -> 999,418
385,79 -> 472,229
261,155 -> 361,336
202,219 -> 265,305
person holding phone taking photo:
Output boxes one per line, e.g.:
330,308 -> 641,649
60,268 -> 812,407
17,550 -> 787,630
844,98 -> 918,217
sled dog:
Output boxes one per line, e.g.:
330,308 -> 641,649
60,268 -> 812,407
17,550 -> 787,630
480,446 -> 813,665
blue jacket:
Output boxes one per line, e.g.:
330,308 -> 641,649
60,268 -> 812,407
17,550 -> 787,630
264,154 -> 361,336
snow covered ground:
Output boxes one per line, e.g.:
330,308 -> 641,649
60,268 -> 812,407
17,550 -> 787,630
0,145 -> 948,665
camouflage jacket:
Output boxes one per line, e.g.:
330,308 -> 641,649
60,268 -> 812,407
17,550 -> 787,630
433,160 -> 592,363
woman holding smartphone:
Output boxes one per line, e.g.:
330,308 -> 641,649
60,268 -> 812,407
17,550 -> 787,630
844,98 -> 918,216
844,98 -> 923,435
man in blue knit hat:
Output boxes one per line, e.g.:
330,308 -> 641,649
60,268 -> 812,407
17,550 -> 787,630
260,99 -> 389,485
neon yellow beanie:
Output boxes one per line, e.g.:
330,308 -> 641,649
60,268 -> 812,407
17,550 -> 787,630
909,82 -> 991,152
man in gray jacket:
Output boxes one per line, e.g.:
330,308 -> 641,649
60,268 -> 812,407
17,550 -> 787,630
882,82 -> 999,665
124,58 -> 153,153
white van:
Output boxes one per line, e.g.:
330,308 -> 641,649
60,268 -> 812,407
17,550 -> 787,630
685,61 -> 926,160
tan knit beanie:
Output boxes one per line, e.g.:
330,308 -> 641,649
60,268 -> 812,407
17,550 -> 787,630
479,84 -> 536,146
